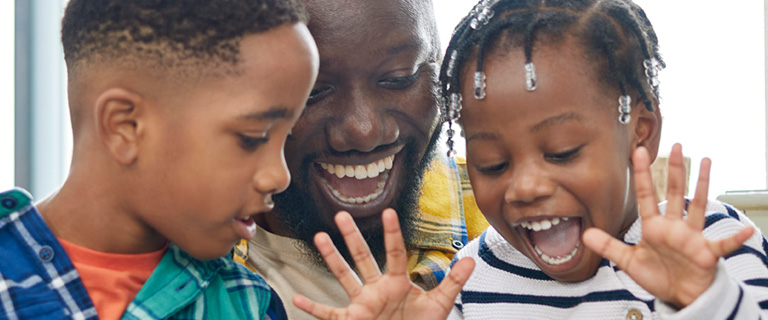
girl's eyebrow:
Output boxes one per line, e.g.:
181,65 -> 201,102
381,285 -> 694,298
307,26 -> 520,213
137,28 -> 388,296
531,112 -> 582,133
466,131 -> 499,143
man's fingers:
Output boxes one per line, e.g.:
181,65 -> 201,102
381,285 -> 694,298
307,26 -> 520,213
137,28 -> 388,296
665,144 -> 686,220
710,227 -> 754,257
687,158 -> 711,230
293,294 -> 338,320
632,147 -> 661,220
382,208 -> 408,277
429,257 -> 475,310
314,232 -> 363,297
583,227 -> 634,270
335,211 -> 382,283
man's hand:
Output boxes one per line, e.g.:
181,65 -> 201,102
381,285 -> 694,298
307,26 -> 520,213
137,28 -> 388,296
292,208 -> 475,320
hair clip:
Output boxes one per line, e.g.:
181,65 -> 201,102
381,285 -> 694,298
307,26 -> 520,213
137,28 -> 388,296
525,62 -> 537,91
618,95 -> 632,124
474,71 -> 487,100
643,58 -> 660,98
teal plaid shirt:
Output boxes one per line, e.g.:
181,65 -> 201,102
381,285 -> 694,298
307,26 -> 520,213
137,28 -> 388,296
0,188 -> 285,319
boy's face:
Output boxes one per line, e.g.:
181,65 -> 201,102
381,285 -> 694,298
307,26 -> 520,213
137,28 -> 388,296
460,41 -> 640,282
267,0 -> 440,257
132,24 -> 318,260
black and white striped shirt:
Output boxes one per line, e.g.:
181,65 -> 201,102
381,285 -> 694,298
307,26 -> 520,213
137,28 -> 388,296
450,200 -> 768,319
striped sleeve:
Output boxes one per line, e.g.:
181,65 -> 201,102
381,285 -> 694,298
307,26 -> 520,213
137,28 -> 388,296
657,201 -> 768,319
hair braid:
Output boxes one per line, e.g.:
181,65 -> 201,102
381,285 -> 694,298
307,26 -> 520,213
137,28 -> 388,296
439,0 -> 664,155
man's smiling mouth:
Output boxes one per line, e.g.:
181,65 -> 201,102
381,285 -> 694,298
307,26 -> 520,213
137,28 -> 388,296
316,154 -> 395,204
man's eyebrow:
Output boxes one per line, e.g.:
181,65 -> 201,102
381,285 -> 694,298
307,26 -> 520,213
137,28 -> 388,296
377,40 -> 421,56
531,112 -> 583,133
238,107 -> 292,121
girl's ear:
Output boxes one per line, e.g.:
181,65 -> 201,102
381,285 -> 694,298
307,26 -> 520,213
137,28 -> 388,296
633,98 -> 662,163
95,88 -> 145,165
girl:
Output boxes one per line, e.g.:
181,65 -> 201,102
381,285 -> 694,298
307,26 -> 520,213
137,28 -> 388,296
293,0 -> 768,319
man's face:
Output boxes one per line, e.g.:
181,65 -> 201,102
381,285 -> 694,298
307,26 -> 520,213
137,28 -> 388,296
268,0 -> 441,263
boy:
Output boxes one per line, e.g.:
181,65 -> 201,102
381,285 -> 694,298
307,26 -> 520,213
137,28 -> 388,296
0,0 -> 318,319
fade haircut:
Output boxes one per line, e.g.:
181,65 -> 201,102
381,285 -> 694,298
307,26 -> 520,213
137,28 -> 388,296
439,0 -> 664,132
61,0 -> 308,76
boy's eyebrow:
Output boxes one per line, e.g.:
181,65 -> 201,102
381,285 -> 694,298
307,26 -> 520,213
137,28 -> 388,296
238,107 -> 293,121
531,112 -> 583,133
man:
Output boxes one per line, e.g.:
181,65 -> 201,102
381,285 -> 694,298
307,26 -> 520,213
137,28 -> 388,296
234,1 -> 488,318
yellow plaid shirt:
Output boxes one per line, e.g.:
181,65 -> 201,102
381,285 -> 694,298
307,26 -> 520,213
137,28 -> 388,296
234,155 -> 488,290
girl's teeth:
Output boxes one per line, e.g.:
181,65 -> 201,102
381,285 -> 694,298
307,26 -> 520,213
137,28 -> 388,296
534,244 -> 580,265
520,217 -> 570,231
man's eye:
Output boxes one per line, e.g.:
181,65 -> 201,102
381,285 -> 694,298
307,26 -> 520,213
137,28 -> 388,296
307,86 -> 333,104
239,133 -> 269,151
475,162 -> 508,175
545,145 -> 583,163
378,73 -> 419,90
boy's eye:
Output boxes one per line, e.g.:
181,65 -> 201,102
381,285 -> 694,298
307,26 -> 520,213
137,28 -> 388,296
307,85 -> 333,105
545,145 -> 583,163
475,162 -> 508,175
239,133 -> 269,151
378,73 -> 419,90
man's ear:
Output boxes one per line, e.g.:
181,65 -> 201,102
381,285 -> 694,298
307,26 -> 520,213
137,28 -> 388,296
633,98 -> 662,163
95,88 -> 145,165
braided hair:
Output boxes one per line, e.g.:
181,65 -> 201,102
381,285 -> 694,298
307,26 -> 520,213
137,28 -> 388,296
439,0 -> 664,156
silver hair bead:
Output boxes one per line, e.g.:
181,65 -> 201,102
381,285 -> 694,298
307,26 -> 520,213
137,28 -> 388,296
618,95 -> 632,124
448,93 -> 463,121
474,71 -> 487,100
525,62 -> 537,91
643,58 -> 661,98
446,50 -> 458,76
470,0 -> 496,30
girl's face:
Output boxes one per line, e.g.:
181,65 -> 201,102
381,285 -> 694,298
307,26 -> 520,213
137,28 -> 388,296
460,39 -> 653,282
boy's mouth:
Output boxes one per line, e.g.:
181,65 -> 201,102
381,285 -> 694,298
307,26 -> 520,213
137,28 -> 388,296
517,216 -> 583,267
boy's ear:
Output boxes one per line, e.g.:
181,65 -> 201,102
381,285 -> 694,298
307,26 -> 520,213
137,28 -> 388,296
96,88 -> 145,165
633,99 -> 662,163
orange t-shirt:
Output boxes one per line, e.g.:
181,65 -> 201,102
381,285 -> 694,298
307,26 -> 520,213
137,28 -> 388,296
58,239 -> 167,320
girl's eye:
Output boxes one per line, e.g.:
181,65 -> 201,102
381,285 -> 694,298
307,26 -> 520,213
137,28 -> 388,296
545,145 -> 583,163
475,162 -> 509,175
378,72 -> 419,90
239,133 -> 269,151
307,85 -> 333,105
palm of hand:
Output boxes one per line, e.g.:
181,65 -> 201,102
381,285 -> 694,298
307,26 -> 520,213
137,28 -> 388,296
583,145 -> 753,309
292,208 -> 475,320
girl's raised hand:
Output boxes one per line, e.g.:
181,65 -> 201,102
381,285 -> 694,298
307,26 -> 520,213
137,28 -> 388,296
583,144 -> 754,309
292,208 -> 475,320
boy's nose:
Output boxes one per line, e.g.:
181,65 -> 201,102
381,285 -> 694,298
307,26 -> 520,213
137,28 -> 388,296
253,151 -> 291,196
504,161 -> 555,205
326,89 -> 399,153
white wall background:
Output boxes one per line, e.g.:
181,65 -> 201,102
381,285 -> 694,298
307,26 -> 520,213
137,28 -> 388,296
434,0 -> 767,198
1,1 -> 766,200
0,2 -> 14,191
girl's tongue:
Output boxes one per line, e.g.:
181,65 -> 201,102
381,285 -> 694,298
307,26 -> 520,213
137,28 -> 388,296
530,218 -> 581,257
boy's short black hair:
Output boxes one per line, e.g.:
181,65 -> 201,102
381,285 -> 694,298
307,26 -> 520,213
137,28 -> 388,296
61,0 -> 308,72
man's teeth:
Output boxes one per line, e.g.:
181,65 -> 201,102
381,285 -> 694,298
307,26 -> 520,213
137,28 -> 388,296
329,173 -> 388,204
318,155 -> 394,180
520,217 -> 568,231
534,243 -> 579,265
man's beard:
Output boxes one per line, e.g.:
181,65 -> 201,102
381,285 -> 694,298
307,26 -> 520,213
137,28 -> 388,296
273,129 -> 441,269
